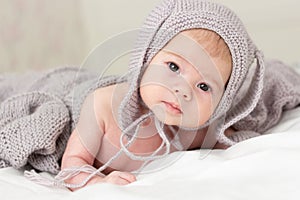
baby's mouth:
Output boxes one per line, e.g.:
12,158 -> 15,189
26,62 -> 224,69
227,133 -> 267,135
162,101 -> 182,114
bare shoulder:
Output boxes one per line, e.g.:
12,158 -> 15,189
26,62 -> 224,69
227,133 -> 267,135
92,82 -> 129,125
93,82 -> 128,110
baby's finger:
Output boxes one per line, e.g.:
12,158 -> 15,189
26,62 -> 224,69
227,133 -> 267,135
104,172 -> 136,185
112,177 -> 132,185
117,171 -> 137,183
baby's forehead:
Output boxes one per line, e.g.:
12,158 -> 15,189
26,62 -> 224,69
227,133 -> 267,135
162,32 -> 215,71
162,29 -> 228,57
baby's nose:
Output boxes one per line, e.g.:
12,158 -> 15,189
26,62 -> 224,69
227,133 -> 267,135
173,84 -> 192,101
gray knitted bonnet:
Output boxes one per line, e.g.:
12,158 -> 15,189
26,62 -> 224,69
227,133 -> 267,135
119,0 -> 265,146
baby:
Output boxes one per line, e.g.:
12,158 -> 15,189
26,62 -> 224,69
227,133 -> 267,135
61,28 -> 233,188
56,0 -> 300,190
58,0 -> 259,189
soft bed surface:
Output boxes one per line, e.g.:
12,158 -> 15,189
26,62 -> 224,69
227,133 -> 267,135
1,106 -> 300,200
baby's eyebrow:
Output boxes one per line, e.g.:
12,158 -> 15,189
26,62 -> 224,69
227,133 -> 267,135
162,50 -> 195,66
163,50 -> 185,60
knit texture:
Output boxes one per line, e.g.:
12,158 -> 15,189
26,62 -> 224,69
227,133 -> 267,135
230,59 -> 300,133
0,67 -> 124,174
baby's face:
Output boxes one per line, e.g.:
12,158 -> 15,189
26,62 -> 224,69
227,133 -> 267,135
140,30 -> 232,128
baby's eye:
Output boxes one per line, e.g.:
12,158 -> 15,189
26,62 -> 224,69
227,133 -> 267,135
197,83 -> 211,92
168,62 -> 180,73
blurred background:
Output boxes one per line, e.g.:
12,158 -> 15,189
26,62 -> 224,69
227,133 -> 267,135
0,0 -> 299,73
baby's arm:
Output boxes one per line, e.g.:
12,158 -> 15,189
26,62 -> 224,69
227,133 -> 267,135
61,128 -> 103,188
61,89 -> 136,190
61,128 -> 136,190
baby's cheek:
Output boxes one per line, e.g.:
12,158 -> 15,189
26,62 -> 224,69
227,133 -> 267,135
140,85 -> 158,102
191,95 -> 214,126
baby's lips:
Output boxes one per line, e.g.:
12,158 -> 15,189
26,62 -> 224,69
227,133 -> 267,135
162,101 -> 182,113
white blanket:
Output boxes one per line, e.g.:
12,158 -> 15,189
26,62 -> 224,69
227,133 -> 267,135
1,105 -> 300,200
1,66 -> 300,200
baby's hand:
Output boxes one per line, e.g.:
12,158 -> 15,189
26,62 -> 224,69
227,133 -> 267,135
102,171 -> 136,185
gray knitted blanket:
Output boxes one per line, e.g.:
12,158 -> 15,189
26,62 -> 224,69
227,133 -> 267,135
231,60 -> 300,133
0,59 -> 299,174
0,67 -> 122,174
